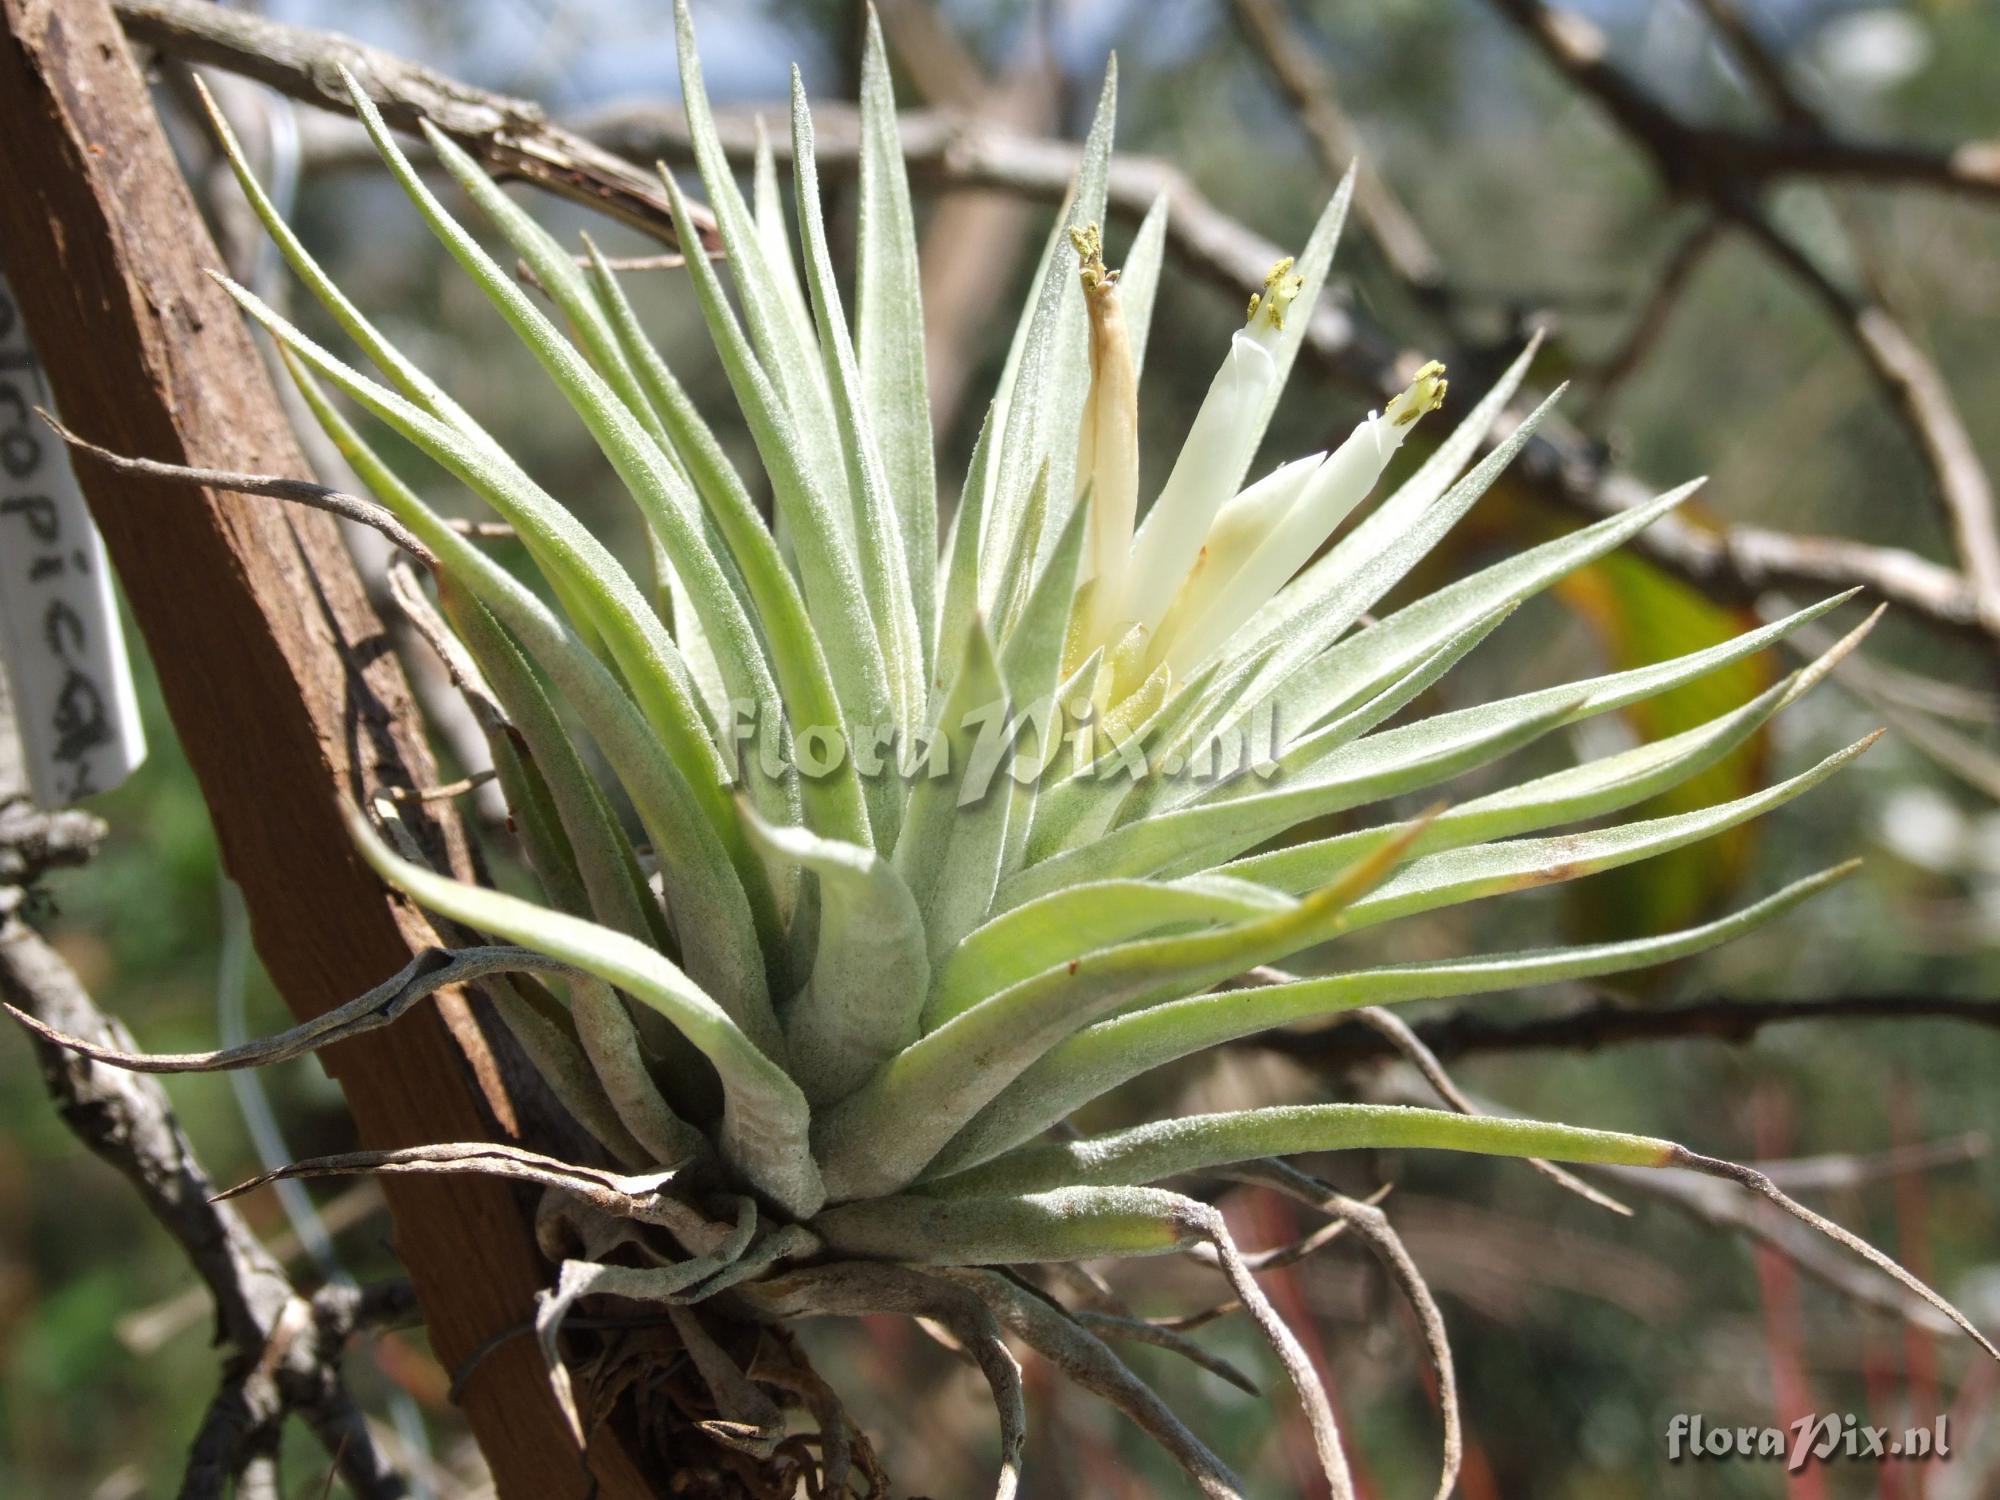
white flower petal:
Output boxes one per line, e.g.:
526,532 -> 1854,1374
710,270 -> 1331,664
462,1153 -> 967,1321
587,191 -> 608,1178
1125,330 -> 1277,633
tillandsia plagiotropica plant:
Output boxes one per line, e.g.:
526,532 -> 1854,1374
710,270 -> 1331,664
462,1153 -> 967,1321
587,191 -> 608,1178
19,4 -> 1999,1495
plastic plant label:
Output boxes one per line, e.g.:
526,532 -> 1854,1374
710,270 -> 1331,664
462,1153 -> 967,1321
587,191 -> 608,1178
0,273 -> 147,808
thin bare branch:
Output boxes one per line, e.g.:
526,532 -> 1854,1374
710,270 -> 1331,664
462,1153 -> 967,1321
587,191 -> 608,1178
1754,1131 -> 1989,1193
1228,0 -> 1445,295
111,0 -> 715,245
1260,990 -> 2000,1072
44,412 -> 438,567
1481,0 -> 2000,599
1686,0 -> 1815,128
1582,215 -> 1723,425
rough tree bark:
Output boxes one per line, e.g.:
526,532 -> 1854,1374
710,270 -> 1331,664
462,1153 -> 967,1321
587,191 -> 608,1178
0,1 -> 655,1494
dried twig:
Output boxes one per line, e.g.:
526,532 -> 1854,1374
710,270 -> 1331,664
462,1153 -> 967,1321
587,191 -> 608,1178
44,412 -> 438,567
1686,0 -> 1815,128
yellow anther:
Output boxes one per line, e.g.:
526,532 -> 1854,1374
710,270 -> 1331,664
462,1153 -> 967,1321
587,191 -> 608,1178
1385,360 -> 1449,426
1070,222 -> 1117,293
1247,257 -> 1303,334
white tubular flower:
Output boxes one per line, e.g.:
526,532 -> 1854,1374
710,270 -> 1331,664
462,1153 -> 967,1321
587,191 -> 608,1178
1146,452 -> 1326,670
1121,257 -> 1303,638
1155,360 -> 1448,676
1070,225 -> 1140,651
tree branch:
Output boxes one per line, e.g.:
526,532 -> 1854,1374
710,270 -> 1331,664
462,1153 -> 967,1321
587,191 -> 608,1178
110,0 -> 714,245
1227,0 -> 1445,297
1482,0 -> 2000,600
1260,991 -> 2000,1073
1581,215 -> 1724,424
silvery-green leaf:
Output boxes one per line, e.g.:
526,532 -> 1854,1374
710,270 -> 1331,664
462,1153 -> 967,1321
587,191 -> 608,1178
980,63 -> 1117,603
334,81 -> 781,932
202,77 -> 615,664
672,0 -> 847,521
891,618 -> 1010,965
417,129 -> 807,843
926,874 -> 1296,1032
286,357 -> 772,1033
1128,604 -> 1512,829
856,7 -> 938,663
925,1103 -> 1678,1200
196,79 -> 481,437
993,461 -> 1054,648
742,807 -> 928,1107
1246,604 -> 1517,787
931,864 -> 1856,1174
814,1184 -> 1198,1263
934,403 -> 997,699
345,806 -> 824,1218
1243,474 -> 1704,747
585,243 -> 872,849
435,586 -> 718,1159
421,121 -> 670,451
792,75 -> 926,754
814,823 -> 1416,1201
1009,644 -> 1108,857
751,114 -> 821,370
1303,735 -> 1878,933
1212,589 -> 1857,828
438,584 -> 682,955
994,498 -> 1091,885
481,975 -> 652,1168
998,690 -> 1580,912
1235,600 -> 1870,888
657,541 -> 733,735
660,163 -> 900,843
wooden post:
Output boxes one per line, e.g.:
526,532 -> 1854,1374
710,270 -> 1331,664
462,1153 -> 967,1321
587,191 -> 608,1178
0,3 -> 654,1494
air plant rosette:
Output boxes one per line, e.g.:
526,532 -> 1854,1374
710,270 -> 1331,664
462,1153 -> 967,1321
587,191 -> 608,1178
17,3 -> 1997,1495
